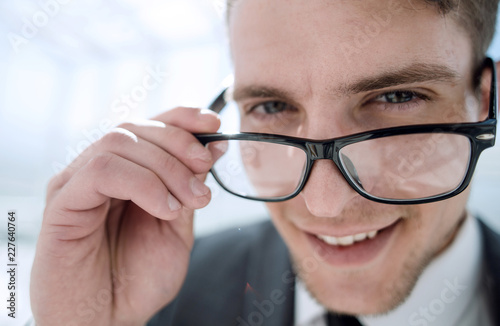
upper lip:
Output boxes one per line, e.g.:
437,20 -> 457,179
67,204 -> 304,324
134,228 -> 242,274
299,218 -> 402,238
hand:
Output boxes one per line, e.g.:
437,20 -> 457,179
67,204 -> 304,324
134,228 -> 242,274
30,107 -> 220,326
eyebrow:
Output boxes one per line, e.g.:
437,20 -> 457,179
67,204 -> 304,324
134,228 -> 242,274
232,63 -> 461,102
340,63 -> 461,95
232,85 -> 294,102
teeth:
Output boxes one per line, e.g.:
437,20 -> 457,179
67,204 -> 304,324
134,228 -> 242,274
318,235 -> 338,245
353,232 -> 367,241
317,229 -> 379,247
337,235 -> 354,246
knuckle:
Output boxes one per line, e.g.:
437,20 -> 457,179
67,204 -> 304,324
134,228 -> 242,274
46,168 -> 76,199
86,152 -> 115,173
162,124 -> 184,141
158,152 -> 181,173
141,168 -> 160,186
47,172 -> 66,191
100,128 -> 137,148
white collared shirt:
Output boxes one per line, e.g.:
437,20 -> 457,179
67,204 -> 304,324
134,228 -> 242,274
294,215 -> 493,326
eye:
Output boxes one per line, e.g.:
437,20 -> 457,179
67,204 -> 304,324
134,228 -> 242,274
250,101 -> 295,115
374,91 -> 419,104
369,90 -> 431,112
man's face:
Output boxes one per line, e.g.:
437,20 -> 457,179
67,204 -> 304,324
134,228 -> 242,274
228,0 -> 486,315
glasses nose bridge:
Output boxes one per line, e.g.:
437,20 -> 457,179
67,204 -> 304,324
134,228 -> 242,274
306,141 -> 336,161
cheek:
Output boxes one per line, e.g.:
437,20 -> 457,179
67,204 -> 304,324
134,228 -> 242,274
265,200 -> 311,255
265,201 -> 296,236
406,188 -> 470,253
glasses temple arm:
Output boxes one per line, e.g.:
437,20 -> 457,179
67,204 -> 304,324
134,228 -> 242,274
485,57 -> 498,120
208,88 -> 229,113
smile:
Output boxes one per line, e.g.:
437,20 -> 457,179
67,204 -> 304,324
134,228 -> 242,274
316,229 -> 379,246
306,219 -> 402,266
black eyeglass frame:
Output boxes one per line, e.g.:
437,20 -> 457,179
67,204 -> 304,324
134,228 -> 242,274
195,57 -> 497,204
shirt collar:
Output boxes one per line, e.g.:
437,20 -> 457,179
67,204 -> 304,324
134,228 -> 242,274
295,278 -> 326,325
294,213 -> 484,326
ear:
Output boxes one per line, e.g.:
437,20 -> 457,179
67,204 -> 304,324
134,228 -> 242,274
479,61 -> 499,121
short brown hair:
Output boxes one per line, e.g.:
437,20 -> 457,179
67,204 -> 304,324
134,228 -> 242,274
226,0 -> 499,66
425,0 -> 499,66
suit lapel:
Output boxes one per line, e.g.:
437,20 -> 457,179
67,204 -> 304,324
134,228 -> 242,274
240,222 -> 295,326
477,219 -> 500,325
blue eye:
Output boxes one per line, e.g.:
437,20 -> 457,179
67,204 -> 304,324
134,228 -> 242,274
370,90 -> 431,112
250,101 -> 294,114
377,91 -> 417,103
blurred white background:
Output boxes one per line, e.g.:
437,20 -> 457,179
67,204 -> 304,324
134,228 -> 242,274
0,0 -> 499,325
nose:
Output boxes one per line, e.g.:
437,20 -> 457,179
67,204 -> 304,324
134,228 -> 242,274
300,159 -> 359,217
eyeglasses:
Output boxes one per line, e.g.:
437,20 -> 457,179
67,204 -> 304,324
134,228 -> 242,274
195,58 -> 497,204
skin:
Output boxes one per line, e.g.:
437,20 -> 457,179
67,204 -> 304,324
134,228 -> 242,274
29,0 -> 497,325
30,109 -> 221,326
229,0 -> 492,315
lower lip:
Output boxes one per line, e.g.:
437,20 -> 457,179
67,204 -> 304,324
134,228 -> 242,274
305,219 -> 401,267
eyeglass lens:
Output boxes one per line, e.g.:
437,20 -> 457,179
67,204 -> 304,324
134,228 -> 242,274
207,140 -> 307,199
339,133 -> 471,200
207,133 -> 471,201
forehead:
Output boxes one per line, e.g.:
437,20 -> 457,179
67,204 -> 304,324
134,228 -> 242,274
228,0 -> 472,91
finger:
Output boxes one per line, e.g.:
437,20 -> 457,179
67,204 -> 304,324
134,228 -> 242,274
97,128 -> 212,210
151,107 -> 221,133
117,121 -> 214,175
48,152 -> 184,238
49,108 -> 220,192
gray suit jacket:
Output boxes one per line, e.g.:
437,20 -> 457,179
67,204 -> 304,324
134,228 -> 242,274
148,218 -> 500,326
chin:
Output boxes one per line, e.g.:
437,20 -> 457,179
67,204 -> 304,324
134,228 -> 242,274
294,259 -> 423,316
286,219 -> 436,316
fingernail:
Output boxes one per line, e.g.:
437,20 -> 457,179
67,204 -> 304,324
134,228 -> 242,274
190,177 -> 210,197
212,141 -> 228,154
189,143 -> 212,162
167,193 -> 182,212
